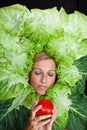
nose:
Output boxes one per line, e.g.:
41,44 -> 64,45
41,74 -> 47,83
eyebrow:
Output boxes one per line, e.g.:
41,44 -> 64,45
33,68 -> 56,72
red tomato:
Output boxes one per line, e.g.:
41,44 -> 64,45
36,99 -> 54,116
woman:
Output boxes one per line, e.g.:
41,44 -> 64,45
26,51 -> 57,130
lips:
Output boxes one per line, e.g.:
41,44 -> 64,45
37,85 -> 47,95
38,85 -> 47,89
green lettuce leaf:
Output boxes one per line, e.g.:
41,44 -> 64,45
66,56 -> 87,130
0,4 -> 30,36
0,4 -> 87,130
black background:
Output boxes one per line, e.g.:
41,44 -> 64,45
0,0 -> 87,95
0,0 -> 87,15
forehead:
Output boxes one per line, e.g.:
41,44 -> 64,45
33,59 -> 56,70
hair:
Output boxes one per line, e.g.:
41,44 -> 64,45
34,51 -> 55,63
28,51 -> 57,84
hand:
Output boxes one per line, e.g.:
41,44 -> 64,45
43,105 -> 57,130
25,101 -> 53,130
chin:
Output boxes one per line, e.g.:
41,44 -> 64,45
37,91 -> 46,95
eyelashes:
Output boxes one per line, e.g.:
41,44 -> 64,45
34,70 -> 55,77
48,72 -> 55,77
34,71 -> 42,75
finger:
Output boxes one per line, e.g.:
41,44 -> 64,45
35,114 -> 52,122
52,105 -> 57,116
32,105 -> 42,116
31,101 -> 38,110
50,105 -> 57,124
52,105 -> 57,113
30,103 -> 42,120
32,115 -> 52,129
37,118 -> 51,128
31,101 -> 42,113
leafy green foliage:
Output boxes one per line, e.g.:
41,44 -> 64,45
0,100 -> 29,130
0,4 -> 87,130
66,56 -> 87,130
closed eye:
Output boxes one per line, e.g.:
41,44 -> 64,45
34,71 -> 42,75
48,72 -> 55,77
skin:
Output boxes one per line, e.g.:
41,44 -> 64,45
26,101 -> 57,130
30,59 -> 56,95
25,59 -> 57,130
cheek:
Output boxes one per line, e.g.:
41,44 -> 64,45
48,77 -> 56,86
30,75 -> 39,88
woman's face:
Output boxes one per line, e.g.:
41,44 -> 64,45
30,59 -> 56,95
